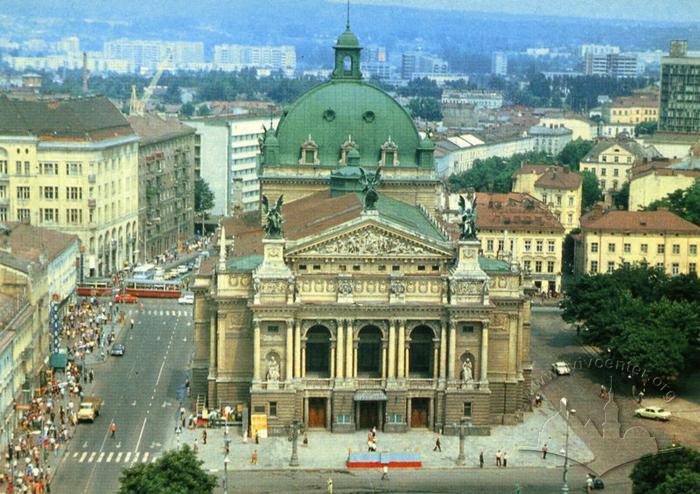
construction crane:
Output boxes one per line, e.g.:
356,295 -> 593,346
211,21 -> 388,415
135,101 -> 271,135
129,49 -> 173,115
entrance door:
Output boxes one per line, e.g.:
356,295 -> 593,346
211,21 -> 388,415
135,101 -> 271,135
308,398 -> 327,428
410,398 -> 430,428
359,401 -> 379,429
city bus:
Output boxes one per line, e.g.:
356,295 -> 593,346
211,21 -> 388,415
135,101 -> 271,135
122,278 -> 183,299
77,278 -> 114,296
132,263 -> 157,280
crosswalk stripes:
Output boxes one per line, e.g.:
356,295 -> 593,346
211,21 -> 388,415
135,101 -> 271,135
78,452 -> 88,463
97,452 -> 105,463
138,309 -> 190,317
68,450 -> 160,464
106,452 -> 114,463
115,452 -> 123,463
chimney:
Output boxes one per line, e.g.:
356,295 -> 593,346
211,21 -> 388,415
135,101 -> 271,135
82,52 -> 88,94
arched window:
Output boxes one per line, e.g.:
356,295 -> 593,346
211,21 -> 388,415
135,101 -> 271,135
357,326 -> 382,377
305,325 -> 331,377
343,56 -> 352,73
409,325 -> 433,377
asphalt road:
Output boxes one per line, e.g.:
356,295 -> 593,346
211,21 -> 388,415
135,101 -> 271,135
50,299 -> 192,494
221,465 -> 620,494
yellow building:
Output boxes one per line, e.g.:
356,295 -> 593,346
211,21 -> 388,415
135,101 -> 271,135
0,95 -> 139,276
511,164 -> 583,232
603,95 -> 659,125
628,149 -> 700,211
580,137 -> 660,192
574,208 -> 700,275
538,113 -> 597,141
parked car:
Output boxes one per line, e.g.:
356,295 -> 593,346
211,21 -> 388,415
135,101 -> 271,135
635,406 -> 671,421
178,293 -> 194,305
111,343 -> 126,356
114,294 -> 138,304
551,361 -> 571,375
176,265 -> 189,274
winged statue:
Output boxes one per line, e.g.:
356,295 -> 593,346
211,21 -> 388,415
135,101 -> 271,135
458,188 -> 478,240
261,194 -> 284,238
359,166 -> 382,211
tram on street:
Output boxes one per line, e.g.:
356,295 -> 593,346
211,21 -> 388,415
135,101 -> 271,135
122,278 -> 183,299
77,278 -> 114,296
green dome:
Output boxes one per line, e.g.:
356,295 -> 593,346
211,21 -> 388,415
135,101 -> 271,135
336,28 -> 360,48
273,80 -> 422,167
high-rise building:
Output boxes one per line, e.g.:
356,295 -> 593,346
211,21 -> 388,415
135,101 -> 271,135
659,40 -> 700,133
579,44 -> 620,57
401,51 -> 448,80
213,45 -> 297,76
491,52 -> 508,76
584,53 -> 639,77
104,39 -> 205,70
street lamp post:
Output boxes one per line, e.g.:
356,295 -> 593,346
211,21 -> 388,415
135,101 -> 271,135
456,418 -> 466,465
560,398 -> 576,494
289,419 -> 301,467
223,455 -> 230,494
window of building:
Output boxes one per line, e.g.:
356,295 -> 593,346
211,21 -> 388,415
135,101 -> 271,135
299,264 -> 307,270
378,265 -> 386,271
672,263 -> 680,275
536,240 -> 543,253
67,186 -> 82,200
253,405 -> 265,414
0,160 -> 6,174
608,243 -> 615,253
547,240 -> 555,253
591,242 -> 598,253
269,401 -> 277,417
623,243 -> 631,253
432,265 -> 440,271
641,243 -> 648,254
607,261 -> 615,273
463,402 -> 472,418
568,196 -> 574,207
392,265 -> 400,272
41,208 -> 57,224
600,180 -> 606,189
417,265 -> 426,272
547,261 -> 555,273
657,244 -> 665,254
313,265 -> 321,270
690,245 -> 697,256
524,240 -> 531,252
601,168 -> 607,176
67,208 -> 82,224
556,195 -> 562,206
590,261 -> 598,273
535,261 -> 542,273
690,263 -> 696,273
613,168 -> 619,177
16,186 -> 30,200
614,156 -> 619,163
43,186 -> 58,200
486,239 -> 494,251
523,260 -> 531,272
0,207 -> 6,221
338,265 -> 347,272
267,325 -> 279,334
498,239 -> 505,252
352,265 -> 361,271
612,180 -> 618,190
656,262 -> 664,271
461,324 -> 474,334
672,244 -> 680,254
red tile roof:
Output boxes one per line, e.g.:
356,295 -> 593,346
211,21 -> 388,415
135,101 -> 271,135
475,192 -> 564,233
581,210 -> 700,234
513,164 -> 582,190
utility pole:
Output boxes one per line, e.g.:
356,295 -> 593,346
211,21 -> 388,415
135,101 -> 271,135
456,418 -> 466,466
561,398 -> 576,493
289,419 -> 301,467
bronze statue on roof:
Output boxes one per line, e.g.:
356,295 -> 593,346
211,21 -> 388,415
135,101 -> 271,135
359,166 -> 381,211
458,188 -> 478,240
261,195 -> 284,238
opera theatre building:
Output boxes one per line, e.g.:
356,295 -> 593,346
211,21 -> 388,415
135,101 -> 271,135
192,26 -> 533,435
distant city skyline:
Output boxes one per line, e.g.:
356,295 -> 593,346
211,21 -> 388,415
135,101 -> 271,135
334,0 -> 700,23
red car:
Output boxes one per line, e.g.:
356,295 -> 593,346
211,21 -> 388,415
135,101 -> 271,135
114,294 -> 139,304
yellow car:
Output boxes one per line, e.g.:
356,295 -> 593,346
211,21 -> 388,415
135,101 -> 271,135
635,406 -> 671,421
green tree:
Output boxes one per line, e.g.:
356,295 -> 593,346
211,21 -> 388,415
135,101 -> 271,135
557,139 -> 594,171
195,178 -> 215,233
180,102 -> 195,117
631,448 -> 700,494
581,170 -> 603,210
635,120 -> 657,137
652,469 -> 700,494
118,446 -> 217,494
196,104 -> 212,117
612,181 -> 630,210
644,179 -> 700,226
408,97 -> 442,121
163,83 -> 182,104
448,151 -> 554,193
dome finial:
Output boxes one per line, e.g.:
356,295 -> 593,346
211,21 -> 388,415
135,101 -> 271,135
346,0 -> 350,29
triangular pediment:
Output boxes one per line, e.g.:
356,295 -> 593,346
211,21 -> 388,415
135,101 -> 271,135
287,222 -> 452,259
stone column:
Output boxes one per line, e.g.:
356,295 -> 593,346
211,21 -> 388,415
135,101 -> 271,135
381,342 -> 387,379
336,319 -> 345,379
397,320 -> 406,378
286,319 -> 294,381
301,343 -> 306,378
294,320 -> 302,378
439,321 -> 447,382
480,320 -> 490,384
345,319 -> 353,378
433,341 -> 439,381
253,320 -> 261,381
209,313 -> 217,368
448,321 -> 457,381
353,343 -> 358,378
330,344 -> 336,379
388,320 -> 396,379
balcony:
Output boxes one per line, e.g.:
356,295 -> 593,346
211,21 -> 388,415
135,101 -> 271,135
88,198 -> 96,208
88,174 -> 96,184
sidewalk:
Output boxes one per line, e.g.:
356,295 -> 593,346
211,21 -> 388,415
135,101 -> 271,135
178,403 -> 593,472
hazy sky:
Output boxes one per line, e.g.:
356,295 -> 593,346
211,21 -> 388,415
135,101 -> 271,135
333,0 -> 700,23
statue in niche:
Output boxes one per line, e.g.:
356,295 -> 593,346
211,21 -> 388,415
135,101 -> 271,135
461,357 -> 473,384
458,188 -> 478,240
266,355 -> 280,382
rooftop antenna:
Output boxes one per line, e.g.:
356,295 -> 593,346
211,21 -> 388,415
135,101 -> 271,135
346,0 -> 350,29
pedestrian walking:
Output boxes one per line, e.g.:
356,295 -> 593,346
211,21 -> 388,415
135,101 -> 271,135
433,436 -> 441,452
110,422 -> 116,438
202,429 -> 207,445
130,319 -> 134,330
302,432 -> 308,447
185,378 -> 190,397
381,465 -> 389,480
251,449 -> 257,465
255,430 -> 259,444
503,451 -> 508,467
542,443 -> 548,460
88,369 -> 94,384
495,449 -> 502,467
371,426 -> 377,440
479,450 -> 484,468
327,478 -> 333,494
193,438 -> 199,453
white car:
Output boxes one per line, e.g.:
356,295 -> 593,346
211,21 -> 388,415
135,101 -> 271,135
176,265 -> 189,274
178,293 -> 194,305
635,406 -> 671,421
551,361 -> 571,375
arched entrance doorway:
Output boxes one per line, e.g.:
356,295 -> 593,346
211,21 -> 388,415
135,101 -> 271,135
357,326 -> 382,377
305,325 -> 331,377
409,325 -> 433,377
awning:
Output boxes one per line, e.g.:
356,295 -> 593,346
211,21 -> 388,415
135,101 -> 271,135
49,352 -> 68,370
354,390 -> 387,402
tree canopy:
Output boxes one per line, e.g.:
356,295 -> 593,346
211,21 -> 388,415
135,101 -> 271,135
644,178 -> 700,226
118,446 -> 218,494
612,181 -> 630,210
408,97 -> 442,121
448,151 -> 554,193
558,139 -> 594,171
561,266 -> 700,380
630,447 -> 700,494
581,170 -> 603,210
195,178 -> 215,216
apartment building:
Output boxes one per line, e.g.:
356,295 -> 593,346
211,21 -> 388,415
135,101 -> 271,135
575,208 -> 700,276
528,125 -> 572,156
128,114 -> 196,262
512,164 -> 583,232
213,44 -> 296,76
538,112 -> 597,141
602,95 -> 659,125
579,137 -> 660,192
0,95 -> 139,276
659,40 -> 700,134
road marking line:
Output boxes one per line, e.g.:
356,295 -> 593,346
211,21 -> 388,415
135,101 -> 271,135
135,417 -> 148,453
155,359 -> 166,386
132,452 -> 140,463
116,452 -> 122,462
78,452 -> 88,463
106,452 -> 114,463
151,456 -> 157,463
97,452 -> 105,463
124,452 -> 131,463
142,452 -> 149,462
88,452 -> 96,463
